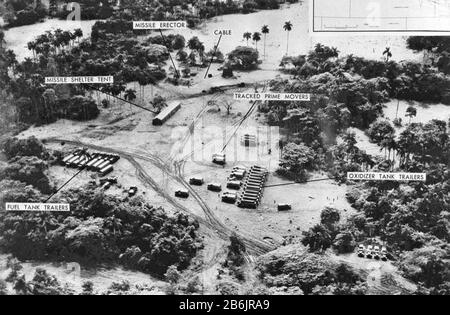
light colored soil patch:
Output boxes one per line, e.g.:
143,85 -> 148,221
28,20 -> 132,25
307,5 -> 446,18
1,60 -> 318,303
346,127 -> 385,158
383,99 -> 450,129
4,19 -> 98,61
161,2 -> 420,66
346,100 -> 450,159
0,253 -> 165,295
335,253 -> 417,295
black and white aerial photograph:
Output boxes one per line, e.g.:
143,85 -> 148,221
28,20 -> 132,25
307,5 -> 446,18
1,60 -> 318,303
0,0 -> 449,301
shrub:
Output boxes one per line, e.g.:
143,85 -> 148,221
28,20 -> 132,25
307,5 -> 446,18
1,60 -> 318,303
320,207 -> 341,226
302,224 -> 334,251
3,137 -> 48,160
0,157 -> 53,193
59,96 -> 99,121
228,46 -> 259,70
333,232 -> 356,254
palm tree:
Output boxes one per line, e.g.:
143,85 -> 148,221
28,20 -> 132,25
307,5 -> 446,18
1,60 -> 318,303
124,88 -> 137,111
243,32 -> 252,46
383,47 -> 392,62
0,30 -> 5,49
385,136 -> 398,168
27,41 -> 37,60
406,106 -> 417,124
104,216 -> 122,236
188,36 -> 205,67
42,89 -> 56,122
261,25 -> 269,59
283,21 -> 293,55
6,49 -> 18,74
74,28 -> 83,43
252,32 -> 261,52
124,89 -> 137,102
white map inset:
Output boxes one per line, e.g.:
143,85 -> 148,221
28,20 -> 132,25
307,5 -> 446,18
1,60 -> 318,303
312,0 -> 450,33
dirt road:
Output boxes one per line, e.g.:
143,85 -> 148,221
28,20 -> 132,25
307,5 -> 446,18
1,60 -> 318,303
44,138 -> 275,256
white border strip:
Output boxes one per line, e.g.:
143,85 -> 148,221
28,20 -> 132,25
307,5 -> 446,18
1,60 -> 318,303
309,0 -> 450,36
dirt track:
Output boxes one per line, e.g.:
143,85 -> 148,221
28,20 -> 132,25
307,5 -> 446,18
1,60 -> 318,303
44,138 -> 276,256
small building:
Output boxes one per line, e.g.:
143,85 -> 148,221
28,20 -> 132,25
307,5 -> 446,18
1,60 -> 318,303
152,101 -> 181,126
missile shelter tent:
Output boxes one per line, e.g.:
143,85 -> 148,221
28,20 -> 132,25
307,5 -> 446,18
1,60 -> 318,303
152,101 -> 181,126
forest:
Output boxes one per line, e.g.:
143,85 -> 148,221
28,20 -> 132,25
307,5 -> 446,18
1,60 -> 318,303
262,42 -> 450,295
0,0 -> 299,28
0,137 -> 203,281
0,3 -> 448,296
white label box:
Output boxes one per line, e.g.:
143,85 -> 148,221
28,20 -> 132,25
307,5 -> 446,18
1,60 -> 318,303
45,76 -> 114,84
133,21 -> 187,30
233,93 -> 311,102
347,172 -> 427,182
311,0 -> 450,35
5,203 -> 71,212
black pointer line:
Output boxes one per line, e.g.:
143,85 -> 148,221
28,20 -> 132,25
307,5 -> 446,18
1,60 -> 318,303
204,34 -> 223,79
264,177 -> 337,188
45,167 -> 85,202
159,29 -> 179,77
85,84 -> 157,114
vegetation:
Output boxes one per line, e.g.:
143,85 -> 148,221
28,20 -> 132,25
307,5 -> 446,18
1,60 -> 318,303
3,136 -> 48,160
407,36 -> 450,75
0,2 -> 448,296
0,187 -> 203,276
278,43 -> 450,105
0,0 -> 286,29
283,21 -> 293,55
399,245 -> 450,295
256,245 -> 367,295
1,0 -> 47,27
227,46 -> 259,70
0,137 -> 203,277
277,142 -> 316,182
268,40 -> 450,295
223,234 -> 247,281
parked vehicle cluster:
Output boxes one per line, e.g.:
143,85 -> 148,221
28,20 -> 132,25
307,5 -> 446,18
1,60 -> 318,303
237,165 -> 268,209
61,149 -> 120,176
357,244 -> 388,261
174,165 -> 268,209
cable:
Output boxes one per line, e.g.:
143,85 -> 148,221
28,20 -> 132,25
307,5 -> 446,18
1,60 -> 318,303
204,34 -> 223,79
264,177 -> 336,188
85,84 -> 157,114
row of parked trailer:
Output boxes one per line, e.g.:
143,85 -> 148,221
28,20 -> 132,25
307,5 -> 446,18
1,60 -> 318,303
61,149 -> 120,177
237,166 -> 268,209
357,244 -> 388,261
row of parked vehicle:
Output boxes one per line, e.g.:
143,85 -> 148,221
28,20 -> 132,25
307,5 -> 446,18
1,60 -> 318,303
174,167 -> 244,203
174,166 -> 252,205
357,244 -> 388,261
61,149 -> 120,177
237,166 -> 268,209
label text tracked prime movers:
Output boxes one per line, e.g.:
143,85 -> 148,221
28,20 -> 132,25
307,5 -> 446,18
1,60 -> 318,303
133,21 -> 187,30
45,76 -> 114,84
234,92 -> 311,102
